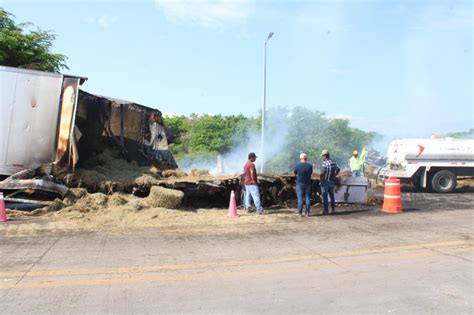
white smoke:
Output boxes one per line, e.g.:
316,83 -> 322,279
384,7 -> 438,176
179,111 -> 290,175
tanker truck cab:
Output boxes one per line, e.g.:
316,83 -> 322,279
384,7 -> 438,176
381,138 -> 474,193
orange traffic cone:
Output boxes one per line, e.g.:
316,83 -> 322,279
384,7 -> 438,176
226,190 -> 238,218
382,177 -> 403,214
0,192 -> 7,222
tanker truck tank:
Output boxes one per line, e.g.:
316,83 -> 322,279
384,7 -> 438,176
383,138 -> 474,193
388,138 -> 474,164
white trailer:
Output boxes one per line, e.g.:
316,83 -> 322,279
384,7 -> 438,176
380,138 -> 474,193
0,66 -> 87,177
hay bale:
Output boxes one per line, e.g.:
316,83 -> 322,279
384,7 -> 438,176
147,186 -> 184,209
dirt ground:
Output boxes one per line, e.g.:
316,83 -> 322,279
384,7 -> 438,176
2,179 -> 473,237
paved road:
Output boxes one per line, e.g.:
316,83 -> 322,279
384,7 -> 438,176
1,191 -> 473,314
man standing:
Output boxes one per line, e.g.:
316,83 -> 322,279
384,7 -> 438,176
359,147 -> 367,177
349,148 -> 367,177
244,152 -> 264,215
349,150 -> 361,177
294,153 -> 313,217
320,149 -> 340,215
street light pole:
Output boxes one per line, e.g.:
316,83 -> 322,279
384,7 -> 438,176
261,32 -> 274,174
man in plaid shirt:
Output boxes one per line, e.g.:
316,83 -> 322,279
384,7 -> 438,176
320,149 -> 340,215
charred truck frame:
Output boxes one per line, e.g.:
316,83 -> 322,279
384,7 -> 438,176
0,66 -> 176,200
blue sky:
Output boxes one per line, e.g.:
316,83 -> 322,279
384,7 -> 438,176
2,0 -> 472,139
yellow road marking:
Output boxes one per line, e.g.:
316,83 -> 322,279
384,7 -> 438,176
1,239 -> 471,279
1,247 -> 472,290
0,240 -> 472,289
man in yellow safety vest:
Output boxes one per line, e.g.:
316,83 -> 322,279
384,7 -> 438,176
349,148 -> 367,177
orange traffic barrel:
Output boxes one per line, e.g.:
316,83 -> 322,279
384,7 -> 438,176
382,177 -> 403,213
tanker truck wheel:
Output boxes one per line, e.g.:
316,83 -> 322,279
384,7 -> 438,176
430,170 -> 456,193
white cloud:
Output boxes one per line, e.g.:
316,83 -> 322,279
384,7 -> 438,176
97,15 -> 118,28
84,15 -> 118,29
154,0 -> 252,29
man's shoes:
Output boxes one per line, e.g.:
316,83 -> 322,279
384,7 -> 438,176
320,210 -> 328,215
329,208 -> 336,215
305,212 -> 310,217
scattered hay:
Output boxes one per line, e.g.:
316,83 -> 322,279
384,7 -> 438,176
75,169 -> 107,192
365,195 -> 383,205
147,186 -> 184,209
189,169 -> 211,177
73,150 -> 163,194
161,169 -> 187,178
107,194 -> 129,207
133,174 -> 160,187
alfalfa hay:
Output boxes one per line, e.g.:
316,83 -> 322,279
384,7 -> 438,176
147,186 -> 184,209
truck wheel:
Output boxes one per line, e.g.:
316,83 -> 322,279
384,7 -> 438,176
430,170 -> 456,193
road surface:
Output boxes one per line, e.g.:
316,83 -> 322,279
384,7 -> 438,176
1,189 -> 473,313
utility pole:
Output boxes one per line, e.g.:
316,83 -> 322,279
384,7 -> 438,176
261,32 -> 274,173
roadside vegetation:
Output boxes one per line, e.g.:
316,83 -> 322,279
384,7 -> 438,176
165,106 -> 378,173
0,8 -> 68,72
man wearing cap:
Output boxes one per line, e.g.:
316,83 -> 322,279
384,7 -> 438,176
243,152 -> 264,214
294,152 -> 313,217
349,148 -> 367,177
320,149 -> 340,215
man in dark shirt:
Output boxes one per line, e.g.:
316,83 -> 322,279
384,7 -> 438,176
320,149 -> 340,215
294,153 -> 313,217
243,152 -> 264,214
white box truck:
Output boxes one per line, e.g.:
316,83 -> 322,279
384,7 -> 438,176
0,66 -> 87,177
380,138 -> 474,193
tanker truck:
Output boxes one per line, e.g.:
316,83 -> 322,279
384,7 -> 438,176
379,138 -> 474,193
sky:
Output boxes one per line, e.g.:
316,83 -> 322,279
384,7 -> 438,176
2,0 -> 473,140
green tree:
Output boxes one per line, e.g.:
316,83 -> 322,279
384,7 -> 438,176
265,106 -> 377,173
164,107 -> 377,173
164,114 -> 259,165
445,128 -> 474,139
0,8 -> 68,72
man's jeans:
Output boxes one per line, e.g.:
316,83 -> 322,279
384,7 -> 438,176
321,181 -> 336,212
296,183 -> 311,214
245,184 -> 263,213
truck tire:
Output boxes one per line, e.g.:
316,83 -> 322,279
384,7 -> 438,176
430,170 -> 456,193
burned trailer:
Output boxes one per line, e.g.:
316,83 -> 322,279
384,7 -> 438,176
75,91 -> 178,169
0,66 -> 177,207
